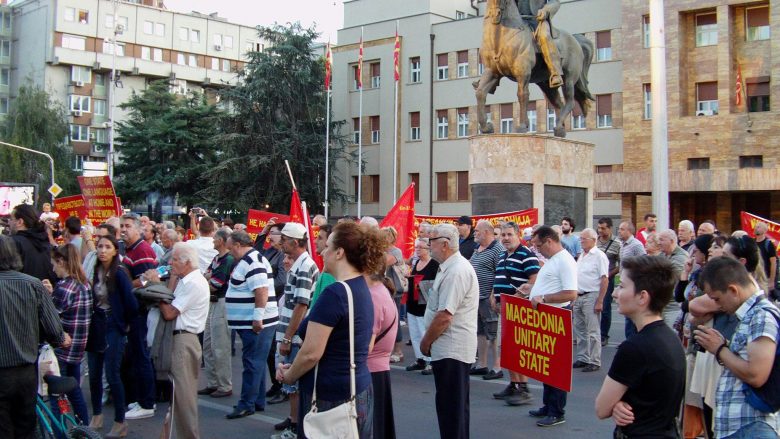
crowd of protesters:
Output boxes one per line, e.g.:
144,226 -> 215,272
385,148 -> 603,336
0,202 -> 778,439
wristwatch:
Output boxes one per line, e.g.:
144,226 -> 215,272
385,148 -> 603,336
281,337 -> 292,345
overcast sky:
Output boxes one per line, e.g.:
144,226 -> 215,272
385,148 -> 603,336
164,0 -> 344,43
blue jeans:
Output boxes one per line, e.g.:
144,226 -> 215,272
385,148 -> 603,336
236,326 -> 275,412
125,314 -> 156,409
541,384 -> 567,418
600,277 -> 615,340
49,359 -> 90,432
88,327 -> 127,422
723,421 -> 779,439
275,343 -> 301,394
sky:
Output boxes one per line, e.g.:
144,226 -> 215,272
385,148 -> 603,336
164,0 -> 345,43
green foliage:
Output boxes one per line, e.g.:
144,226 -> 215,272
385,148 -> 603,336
0,84 -> 78,199
200,22 -> 352,214
114,80 -> 221,207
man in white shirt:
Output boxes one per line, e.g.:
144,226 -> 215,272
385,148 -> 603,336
186,216 -> 219,274
158,242 -> 209,439
573,228 -> 608,372
519,225 -> 578,428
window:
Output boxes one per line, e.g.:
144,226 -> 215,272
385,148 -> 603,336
64,7 -> 75,22
409,173 -> 420,202
457,108 -> 469,137
500,103 -> 513,133
0,68 -> 8,86
597,94 -> 612,127
354,175 -> 380,203
94,128 -> 107,144
0,40 -> 9,57
436,110 -> 448,139
436,172 -> 448,201
2,12 -> 10,32
696,13 -> 717,47
410,112 -> 421,140
62,35 -> 85,51
457,171 -> 469,201
170,79 -> 187,95
478,49 -> 484,75
546,108 -> 556,132
456,11 -> 467,20
94,74 -> 105,86
65,8 -> 87,23
70,125 -> 89,142
190,29 -> 200,43
224,36 -> 233,48
437,53 -> 448,80
352,65 -> 360,90
370,116 -> 380,144
572,102 -> 585,129
153,48 -> 162,62
596,31 -> 612,61
94,99 -> 106,116
457,51 -> 468,77
245,40 -> 263,53
353,118 -> 360,144
177,53 -> 185,65
103,40 -> 124,56
213,34 -> 223,46
740,155 -> 763,168
222,59 -> 230,72
70,95 -> 91,113
179,27 -> 189,41
436,172 -> 468,201
746,6 -> 770,41
643,15 -> 651,48
211,58 -> 219,70
696,82 -> 718,115
78,9 -> 89,24
527,101 -> 537,132
596,165 -> 613,173
747,77 -> 770,112
72,155 -> 86,171
188,54 -> 197,68
687,158 -> 710,170
141,46 -> 151,60
370,62 -> 380,88
105,15 -> 127,31
155,23 -> 165,37
143,20 -> 153,34
410,57 -> 421,83
71,66 -> 91,83
643,84 -> 652,119
0,97 -> 8,114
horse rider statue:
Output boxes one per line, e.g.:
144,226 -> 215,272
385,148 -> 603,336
516,0 -> 563,88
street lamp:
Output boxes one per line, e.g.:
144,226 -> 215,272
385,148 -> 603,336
0,140 -> 56,204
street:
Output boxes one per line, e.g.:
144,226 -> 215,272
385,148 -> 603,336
99,310 -> 625,438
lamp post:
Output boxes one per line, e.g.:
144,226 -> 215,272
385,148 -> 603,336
649,0 -> 669,230
0,140 -> 56,204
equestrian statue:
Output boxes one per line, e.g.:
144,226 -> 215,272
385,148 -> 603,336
474,0 -> 594,138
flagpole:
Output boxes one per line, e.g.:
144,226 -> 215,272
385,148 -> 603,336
357,26 -> 364,219
284,159 -> 298,191
324,85 -> 331,220
393,21 -> 399,204
301,201 -> 313,255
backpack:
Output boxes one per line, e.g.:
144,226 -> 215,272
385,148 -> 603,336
742,297 -> 780,413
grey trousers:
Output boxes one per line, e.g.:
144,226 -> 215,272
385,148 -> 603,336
203,299 -> 232,392
573,292 -> 602,366
171,332 -> 202,439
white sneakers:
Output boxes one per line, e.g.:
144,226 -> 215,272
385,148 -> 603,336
125,402 -> 156,420
270,428 -> 297,439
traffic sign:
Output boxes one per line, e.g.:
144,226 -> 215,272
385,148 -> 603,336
48,183 -> 63,198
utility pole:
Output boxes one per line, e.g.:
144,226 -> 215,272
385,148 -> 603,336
0,141 -> 56,204
649,0 -> 669,230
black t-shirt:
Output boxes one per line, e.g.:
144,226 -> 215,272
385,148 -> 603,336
757,238 -> 777,278
608,320 -> 686,438
406,259 -> 439,317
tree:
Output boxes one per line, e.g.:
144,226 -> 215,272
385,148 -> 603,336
114,80 -> 221,214
0,84 -> 78,199
201,22 -> 352,214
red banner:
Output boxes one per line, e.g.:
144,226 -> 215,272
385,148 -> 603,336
53,195 -> 88,224
380,184 -> 416,259
246,209 -> 290,244
76,176 -> 121,223
414,208 -> 538,229
741,211 -> 780,250
289,190 -> 304,225
500,294 -> 573,392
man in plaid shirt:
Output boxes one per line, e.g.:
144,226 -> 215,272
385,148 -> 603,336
694,257 -> 779,438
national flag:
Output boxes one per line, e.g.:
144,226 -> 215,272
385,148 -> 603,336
289,189 -> 304,224
300,202 -> 324,270
393,30 -> 400,82
379,183 -> 416,259
357,37 -> 363,89
324,42 -> 333,90
735,64 -> 744,107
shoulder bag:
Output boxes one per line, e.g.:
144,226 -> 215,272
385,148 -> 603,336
303,281 -> 360,438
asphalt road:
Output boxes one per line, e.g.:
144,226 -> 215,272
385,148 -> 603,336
85,310 -> 627,438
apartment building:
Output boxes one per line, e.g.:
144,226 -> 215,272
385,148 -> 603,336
330,0 -> 624,221
0,2 -> 10,116
11,0 -> 264,172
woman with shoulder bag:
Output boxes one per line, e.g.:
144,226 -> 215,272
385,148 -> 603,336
381,226 -> 407,364
277,222 -> 385,438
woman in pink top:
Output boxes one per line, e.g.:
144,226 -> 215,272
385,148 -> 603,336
367,272 -> 399,439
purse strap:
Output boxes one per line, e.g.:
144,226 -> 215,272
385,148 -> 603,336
311,280 -> 356,405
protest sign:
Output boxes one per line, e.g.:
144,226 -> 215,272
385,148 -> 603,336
77,176 -> 121,223
246,209 -> 290,243
415,208 -> 538,229
741,211 -> 780,250
53,195 -> 88,224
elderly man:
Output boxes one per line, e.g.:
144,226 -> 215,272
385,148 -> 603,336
0,235 -> 70,438
754,221 -> 777,292
521,226 -> 578,427
658,229 -> 688,330
596,218 -> 620,347
156,243 -> 209,439
618,221 -> 646,339
678,220 -> 695,252
225,231 -> 278,419
697,220 -> 716,237
159,229 -> 179,267
420,223 -> 479,439
197,229 -> 235,398
573,228 -> 608,372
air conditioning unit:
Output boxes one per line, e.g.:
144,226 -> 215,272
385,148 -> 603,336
89,131 -> 96,140
132,67 -> 140,75
75,81 -> 84,87
115,24 -> 125,35
93,143 -> 106,153
93,62 -> 101,71
697,110 -> 715,116
72,110 -> 82,117
214,44 -> 223,51
51,56 -> 60,65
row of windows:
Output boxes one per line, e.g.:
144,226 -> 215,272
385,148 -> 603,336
72,154 -> 107,172
0,11 -> 11,32
61,33 -> 261,59
642,5 -> 770,48
687,155 -> 763,170
351,172 -> 470,204
640,77 -> 770,119
69,95 -> 107,116
69,125 -> 108,144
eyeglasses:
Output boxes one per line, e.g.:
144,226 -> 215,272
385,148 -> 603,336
429,236 -> 449,243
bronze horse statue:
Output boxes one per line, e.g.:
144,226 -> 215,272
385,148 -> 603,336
474,0 -> 594,138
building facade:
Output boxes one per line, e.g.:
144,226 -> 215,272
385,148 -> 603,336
11,0 -> 263,173
330,0 -> 624,223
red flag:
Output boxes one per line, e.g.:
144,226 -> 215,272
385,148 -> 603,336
357,37 -> 363,89
735,64 -> 744,107
324,42 -> 332,90
379,183 -> 416,259
393,31 -> 400,82
300,202 -> 324,270
289,189 -> 304,224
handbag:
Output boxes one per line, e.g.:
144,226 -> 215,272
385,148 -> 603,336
303,281 -> 360,439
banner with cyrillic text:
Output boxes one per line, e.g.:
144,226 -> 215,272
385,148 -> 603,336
414,208 -> 538,229
500,294 -> 573,392
53,195 -> 88,225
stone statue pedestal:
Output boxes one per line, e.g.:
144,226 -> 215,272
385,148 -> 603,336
469,134 -> 595,227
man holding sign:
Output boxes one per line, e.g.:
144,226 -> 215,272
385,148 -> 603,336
519,225 -> 578,428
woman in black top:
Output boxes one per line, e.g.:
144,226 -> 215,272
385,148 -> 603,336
404,238 -> 439,374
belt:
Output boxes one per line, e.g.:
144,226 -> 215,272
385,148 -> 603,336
577,291 -> 597,296
173,329 -> 196,336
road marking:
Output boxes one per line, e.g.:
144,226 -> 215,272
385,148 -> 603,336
389,365 -> 543,390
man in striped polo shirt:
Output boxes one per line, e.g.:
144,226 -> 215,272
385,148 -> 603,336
492,221 -> 540,406
225,230 -> 278,419
271,223 -> 319,437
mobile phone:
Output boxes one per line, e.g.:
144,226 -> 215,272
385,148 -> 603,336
157,265 -> 170,278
